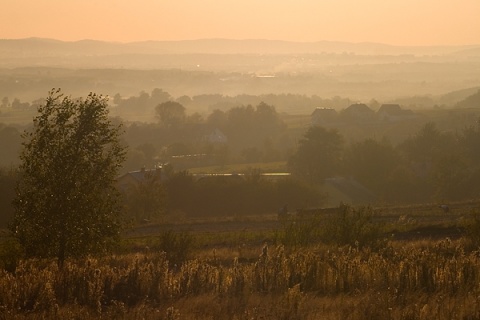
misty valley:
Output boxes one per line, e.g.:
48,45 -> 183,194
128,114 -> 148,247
1,38 -> 480,319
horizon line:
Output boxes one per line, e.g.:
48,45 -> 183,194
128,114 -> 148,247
2,37 -> 480,48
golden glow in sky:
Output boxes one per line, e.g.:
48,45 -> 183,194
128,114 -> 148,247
1,0 -> 479,46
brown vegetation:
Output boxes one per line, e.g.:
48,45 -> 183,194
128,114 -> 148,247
1,240 -> 480,319
2,204 -> 480,319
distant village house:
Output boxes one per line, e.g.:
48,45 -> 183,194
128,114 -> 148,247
341,103 -> 375,122
376,104 -> 417,122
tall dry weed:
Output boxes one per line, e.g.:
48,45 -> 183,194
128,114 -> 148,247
1,240 -> 480,318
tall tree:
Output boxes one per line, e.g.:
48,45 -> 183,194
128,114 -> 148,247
288,126 -> 344,183
155,101 -> 186,128
344,138 -> 400,193
400,122 -> 450,164
12,89 -> 126,266
122,169 -> 166,223
0,167 -> 17,228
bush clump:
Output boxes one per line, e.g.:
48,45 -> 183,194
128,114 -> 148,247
277,204 -> 386,249
323,204 -> 386,249
156,230 -> 194,267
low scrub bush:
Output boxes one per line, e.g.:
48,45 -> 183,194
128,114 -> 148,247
463,208 -> 480,249
277,204 -> 386,249
276,214 -> 324,248
156,230 -> 194,267
0,237 -> 23,272
323,204 -> 386,249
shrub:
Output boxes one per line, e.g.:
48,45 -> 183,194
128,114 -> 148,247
277,204 -> 386,249
0,237 -> 23,272
463,209 -> 480,249
164,171 -> 325,217
322,204 -> 386,249
156,230 -> 194,267
276,214 -> 324,248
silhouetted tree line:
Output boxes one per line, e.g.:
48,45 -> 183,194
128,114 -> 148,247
108,118 -> 480,221
120,95 -> 290,172
1,88 -> 480,227
90,167 -> 325,223
162,171 -> 324,217
2,119 -> 480,227
122,116 -> 480,220
113,88 -> 354,116
289,121 -> 480,204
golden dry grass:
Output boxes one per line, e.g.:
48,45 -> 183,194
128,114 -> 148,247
1,238 -> 480,319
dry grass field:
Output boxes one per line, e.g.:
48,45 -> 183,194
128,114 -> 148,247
1,200 -> 480,319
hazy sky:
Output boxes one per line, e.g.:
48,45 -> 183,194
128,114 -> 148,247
1,0 -> 479,46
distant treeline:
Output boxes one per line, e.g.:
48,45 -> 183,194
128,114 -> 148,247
3,119 -> 480,226
120,119 -> 480,222
1,88 -> 480,226
111,88 -> 357,118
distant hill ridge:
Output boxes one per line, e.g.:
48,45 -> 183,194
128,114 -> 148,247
1,37 -> 479,56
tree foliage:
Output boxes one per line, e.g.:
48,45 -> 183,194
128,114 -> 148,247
344,138 -> 400,193
122,169 -> 166,223
323,205 -> 385,249
0,167 -> 17,228
162,170 -> 324,217
12,89 -> 126,265
288,126 -> 344,183
155,101 -> 186,128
